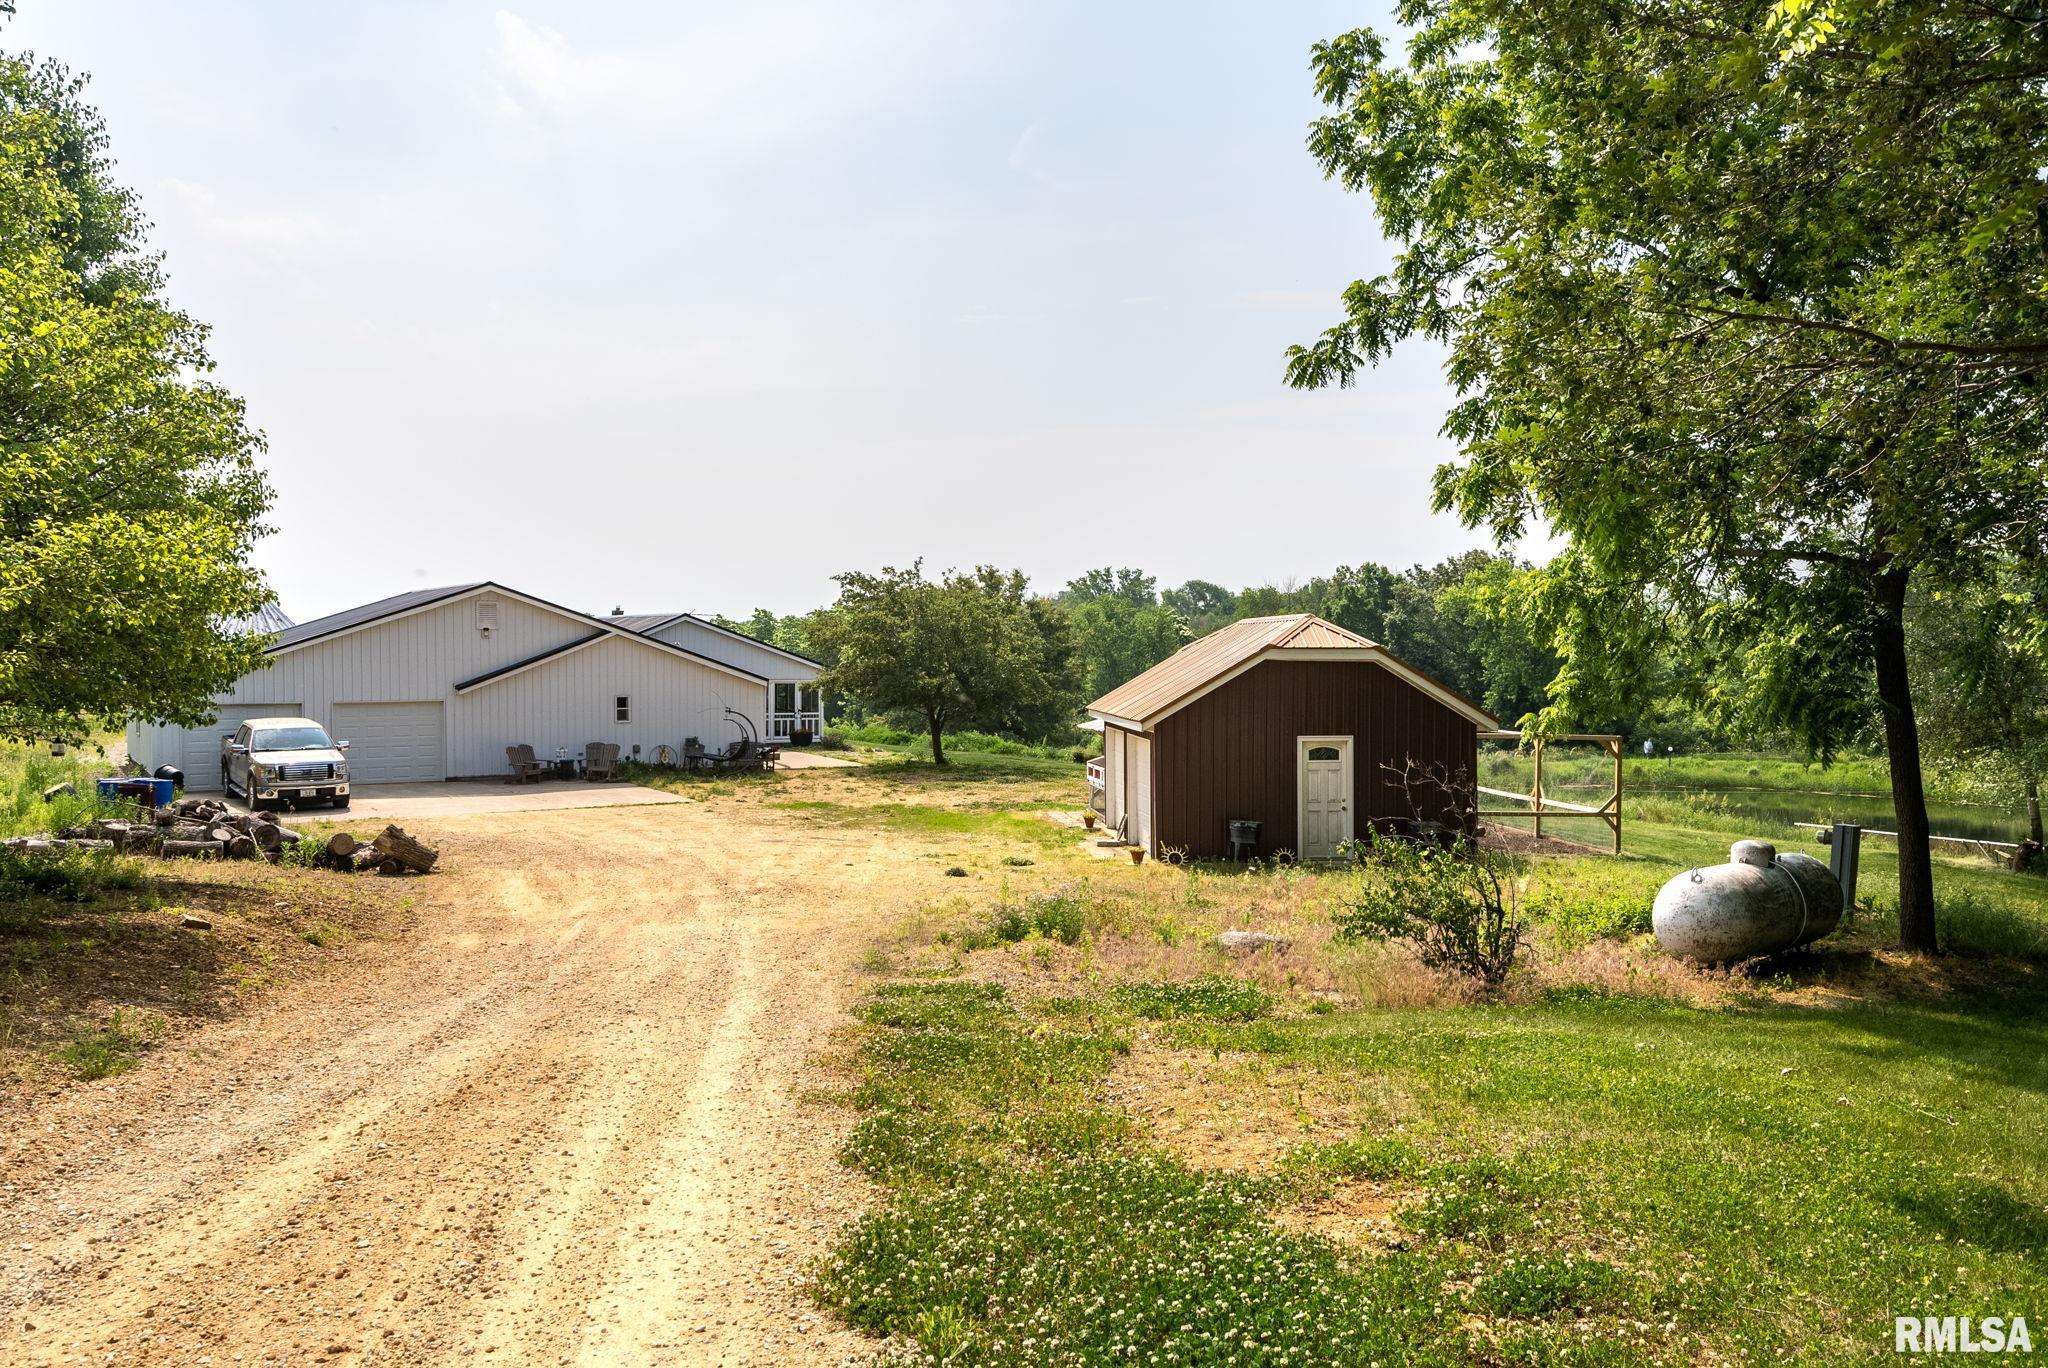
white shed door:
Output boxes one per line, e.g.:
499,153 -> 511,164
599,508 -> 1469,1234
1127,734 -> 1153,852
331,703 -> 445,784
186,704 -> 301,790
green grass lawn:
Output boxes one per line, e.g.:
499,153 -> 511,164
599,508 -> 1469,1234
815,752 -> 2048,1365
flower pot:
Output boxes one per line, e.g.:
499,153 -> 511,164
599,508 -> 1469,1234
1128,847 -> 1146,866
1082,812 -> 1098,831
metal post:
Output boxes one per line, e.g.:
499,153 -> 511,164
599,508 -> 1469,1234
1531,737 -> 1544,841
1828,823 -> 1862,916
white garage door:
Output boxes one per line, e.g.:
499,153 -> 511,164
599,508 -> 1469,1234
1127,734 -> 1153,853
331,703 -> 446,784
184,704 -> 302,790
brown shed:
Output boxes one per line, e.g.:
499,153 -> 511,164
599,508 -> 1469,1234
1089,614 -> 1499,860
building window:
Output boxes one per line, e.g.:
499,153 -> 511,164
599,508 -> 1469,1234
615,695 -> 630,723
1308,745 -> 1340,760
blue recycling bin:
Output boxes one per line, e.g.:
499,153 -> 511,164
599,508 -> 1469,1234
96,777 -> 174,808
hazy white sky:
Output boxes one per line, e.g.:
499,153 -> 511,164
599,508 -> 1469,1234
13,1 -> 1491,622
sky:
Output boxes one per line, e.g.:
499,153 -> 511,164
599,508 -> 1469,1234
9,1 -> 1493,623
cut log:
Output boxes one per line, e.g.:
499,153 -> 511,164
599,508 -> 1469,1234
376,858 -> 404,876
160,840 -> 219,860
208,825 -> 238,845
250,823 -> 285,852
350,849 -> 385,873
273,826 -> 305,846
224,834 -> 259,860
55,839 -> 115,852
371,825 -> 438,874
325,832 -> 358,858
4,838 -> 53,855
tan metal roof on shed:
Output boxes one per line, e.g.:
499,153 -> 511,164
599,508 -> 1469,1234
1088,612 -> 1499,730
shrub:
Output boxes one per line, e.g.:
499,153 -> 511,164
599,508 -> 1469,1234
1335,832 -> 1526,992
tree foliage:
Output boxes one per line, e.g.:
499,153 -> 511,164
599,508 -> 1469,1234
1060,568 -> 1191,701
1287,0 -> 2048,948
810,563 -> 1083,764
1908,566 -> 2048,844
0,56 -> 273,742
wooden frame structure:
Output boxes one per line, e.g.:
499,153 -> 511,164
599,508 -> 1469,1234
1474,730 -> 1625,854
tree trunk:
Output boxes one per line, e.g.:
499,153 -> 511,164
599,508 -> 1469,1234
2026,775 -> 2043,846
1872,567 -> 1938,951
928,712 -> 948,766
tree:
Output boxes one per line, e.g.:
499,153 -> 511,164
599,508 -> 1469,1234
1909,567 -> 2048,846
1061,568 -> 1191,699
1161,579 -> 1237,636
810,563 -> 1082,765
1287,2 -> 2048,949
1,56 -> 273,742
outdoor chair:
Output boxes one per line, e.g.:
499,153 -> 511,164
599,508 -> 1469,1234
506,744 -> 548,784
584,741 -> 621,782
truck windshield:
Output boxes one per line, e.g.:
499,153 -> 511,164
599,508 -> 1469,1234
252,725 -> 333,750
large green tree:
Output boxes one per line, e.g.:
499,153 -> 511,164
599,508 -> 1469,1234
1060,568 -> 1191,700
811,563 -> 1081,764
1,55 -> 273,743
1288,1 -> 2048,949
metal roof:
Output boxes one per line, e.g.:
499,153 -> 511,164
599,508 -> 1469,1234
269,584 -> 487,651
607,611 -> 823,669
1089,612 -> 1499,730
605,613 -> 680,634
453,631 -> 607,692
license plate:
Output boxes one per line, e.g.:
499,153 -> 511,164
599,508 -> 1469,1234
298,788 -> 316,798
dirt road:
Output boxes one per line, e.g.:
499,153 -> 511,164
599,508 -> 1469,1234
0,801 -> 911,1366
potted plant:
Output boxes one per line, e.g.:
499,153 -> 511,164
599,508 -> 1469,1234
1128,846 -> 1146,866
1082,811 -> 1098,831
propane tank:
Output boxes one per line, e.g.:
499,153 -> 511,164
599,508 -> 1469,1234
1651,840 -> 1843,963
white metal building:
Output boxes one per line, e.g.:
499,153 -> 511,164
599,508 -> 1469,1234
127,583 -> 826,791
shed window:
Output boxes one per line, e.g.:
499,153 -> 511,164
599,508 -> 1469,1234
1307,745 -> 1340,760
615,695 -> 630,723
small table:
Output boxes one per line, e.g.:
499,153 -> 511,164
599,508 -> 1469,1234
552,757 -> 581,780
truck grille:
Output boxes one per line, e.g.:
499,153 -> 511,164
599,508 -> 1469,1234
275,762 -> 333,782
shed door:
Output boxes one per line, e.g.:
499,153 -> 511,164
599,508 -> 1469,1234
330,703 -> 446,783
1297,736 -> 1353,860
186,704 -> 302,790
1127,734 -> 1153,852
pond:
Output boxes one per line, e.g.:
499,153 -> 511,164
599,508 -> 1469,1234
1629,786 -> 2026,844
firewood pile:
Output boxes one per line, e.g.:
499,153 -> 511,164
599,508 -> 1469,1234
1,796 -> 439,876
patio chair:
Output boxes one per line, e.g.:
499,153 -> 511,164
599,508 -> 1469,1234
506,744 -> 548,784
583,741 -> 621,782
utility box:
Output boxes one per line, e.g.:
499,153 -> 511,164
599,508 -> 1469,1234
96,777 -> 174,809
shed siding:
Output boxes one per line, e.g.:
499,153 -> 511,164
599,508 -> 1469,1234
1151,659 -> 1477,859
644,619 -> 818,684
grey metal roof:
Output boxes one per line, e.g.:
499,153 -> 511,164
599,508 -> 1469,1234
605,613 -> 683,634
618,611 -> 823,668
232,602 -> 297,635
269,584 -> 487,651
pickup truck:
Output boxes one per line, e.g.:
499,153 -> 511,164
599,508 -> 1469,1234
221,716 -> 352,810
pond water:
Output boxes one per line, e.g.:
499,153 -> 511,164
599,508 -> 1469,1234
1628,786 -> 2027,844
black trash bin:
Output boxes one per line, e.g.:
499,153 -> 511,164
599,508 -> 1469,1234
153,764 -> 186,793
1227,820 -> 1262,861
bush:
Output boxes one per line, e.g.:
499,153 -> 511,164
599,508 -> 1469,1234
1336,832 -> 1526,992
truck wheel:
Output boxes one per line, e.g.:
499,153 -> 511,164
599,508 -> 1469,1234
331,795 -> 351,810
220,763 -> 231,795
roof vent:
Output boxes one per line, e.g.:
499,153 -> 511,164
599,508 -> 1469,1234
478,598 -> 498,637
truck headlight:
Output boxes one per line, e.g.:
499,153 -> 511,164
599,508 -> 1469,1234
335,762 -> 348,781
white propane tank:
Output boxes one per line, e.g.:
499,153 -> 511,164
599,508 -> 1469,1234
1651,840 -> 1843,963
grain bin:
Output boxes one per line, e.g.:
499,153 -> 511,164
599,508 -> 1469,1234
1652,839 -> 1843,963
